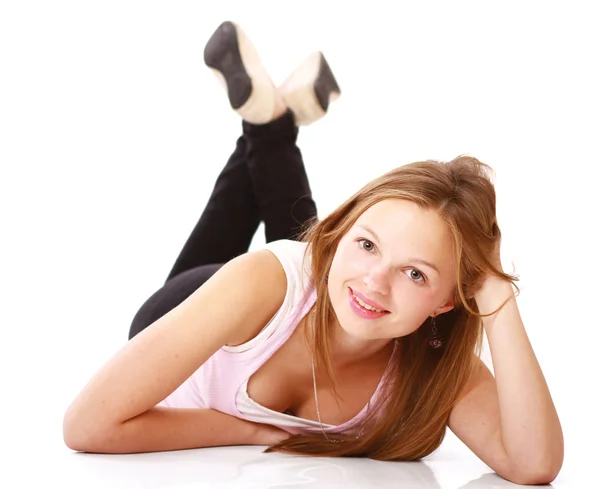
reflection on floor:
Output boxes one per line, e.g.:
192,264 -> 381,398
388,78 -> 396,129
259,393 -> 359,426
10,430 -> 586,489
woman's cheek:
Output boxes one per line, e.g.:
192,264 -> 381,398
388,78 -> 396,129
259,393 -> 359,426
331,243 -> 358,275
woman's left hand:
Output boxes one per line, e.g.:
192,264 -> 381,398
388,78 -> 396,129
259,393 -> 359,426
483,217 -> 504,272
473,232 -> 506,303
474,235 -> 514,309
488,235 -> 503,274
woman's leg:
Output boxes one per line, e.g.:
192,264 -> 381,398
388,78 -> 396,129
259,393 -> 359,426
164,107 -> 317,284
129,111 -> 318,339
164,134 -> 259,282
130,111 -> 317,340
243,108 -> 318,243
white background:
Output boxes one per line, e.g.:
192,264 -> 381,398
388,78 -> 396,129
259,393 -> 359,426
1,1 -> 598,487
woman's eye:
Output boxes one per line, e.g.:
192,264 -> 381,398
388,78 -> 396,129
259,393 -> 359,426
407,269 -> 426,283
358,238 -> 376,252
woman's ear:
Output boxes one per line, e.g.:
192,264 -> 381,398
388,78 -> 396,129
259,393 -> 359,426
435,297 -> 455,316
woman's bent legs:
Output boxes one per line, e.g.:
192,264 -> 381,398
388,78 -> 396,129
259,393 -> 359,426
129,110 -> 317,340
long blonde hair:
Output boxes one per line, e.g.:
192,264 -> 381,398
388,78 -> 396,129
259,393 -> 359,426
265,155 -> 519,460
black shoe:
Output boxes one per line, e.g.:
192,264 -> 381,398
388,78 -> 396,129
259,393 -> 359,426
278,51 -> 341,126
203,21 -> 276,124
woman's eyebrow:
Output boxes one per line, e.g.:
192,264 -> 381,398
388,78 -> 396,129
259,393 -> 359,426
357,224 -> 381,243
407,258 -> 440,275
357,224 -> 440,275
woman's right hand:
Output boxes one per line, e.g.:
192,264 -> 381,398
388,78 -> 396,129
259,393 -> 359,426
251,422 -> 293,446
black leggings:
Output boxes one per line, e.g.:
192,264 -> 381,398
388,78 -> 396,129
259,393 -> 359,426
128,110 -> 318,339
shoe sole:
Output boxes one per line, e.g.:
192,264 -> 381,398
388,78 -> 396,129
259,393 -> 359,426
203,21 -> 275,123
281,52 -> 341,126
315,53 -> 341,112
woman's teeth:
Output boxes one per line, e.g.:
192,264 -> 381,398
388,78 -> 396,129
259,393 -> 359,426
353,293 -> 385,313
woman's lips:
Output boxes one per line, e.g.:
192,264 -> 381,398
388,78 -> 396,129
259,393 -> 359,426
348,288 -> 390,320
350,288 -> 388,311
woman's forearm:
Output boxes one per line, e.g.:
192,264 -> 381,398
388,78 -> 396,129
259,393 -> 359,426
64,407 -> 263,454
475,279 -> 564,478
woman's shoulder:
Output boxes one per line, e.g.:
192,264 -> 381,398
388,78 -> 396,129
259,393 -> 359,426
261,239 -> 312,282
224,248 -> 289,347
261,238 -> 309,256
225,241 -> 312,348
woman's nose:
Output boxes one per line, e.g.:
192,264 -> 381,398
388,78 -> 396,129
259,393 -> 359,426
363,266 -> 391,295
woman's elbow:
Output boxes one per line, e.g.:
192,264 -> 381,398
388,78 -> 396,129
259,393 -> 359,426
506,461 -> 563,485
62,410 -> 116,453
63,419 -> 93,452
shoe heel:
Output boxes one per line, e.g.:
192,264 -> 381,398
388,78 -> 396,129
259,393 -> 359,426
314,53 -> 341,112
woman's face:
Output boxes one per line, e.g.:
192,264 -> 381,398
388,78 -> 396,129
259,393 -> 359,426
328,198 -> 457,341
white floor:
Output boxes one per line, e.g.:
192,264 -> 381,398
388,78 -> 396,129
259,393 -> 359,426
4,427 -> 595,488
3,1 -> 599,488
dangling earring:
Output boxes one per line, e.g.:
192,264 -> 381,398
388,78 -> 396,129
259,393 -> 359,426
428,314 -> 444,349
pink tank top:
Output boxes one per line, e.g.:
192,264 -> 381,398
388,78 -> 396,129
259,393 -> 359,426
157,239 -> 395,435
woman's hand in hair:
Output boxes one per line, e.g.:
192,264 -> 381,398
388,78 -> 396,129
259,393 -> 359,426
488,234 -> 503,275
487,219 -> 504,271
480,224 -> 505,286
473,229 -> 518,312
474,235 -> 517,315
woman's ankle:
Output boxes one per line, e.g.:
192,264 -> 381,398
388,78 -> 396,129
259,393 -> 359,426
271,95 -> 288,121
242,108 -> 297,137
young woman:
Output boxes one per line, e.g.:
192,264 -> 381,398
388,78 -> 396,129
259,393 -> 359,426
63,21 -> 563,485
